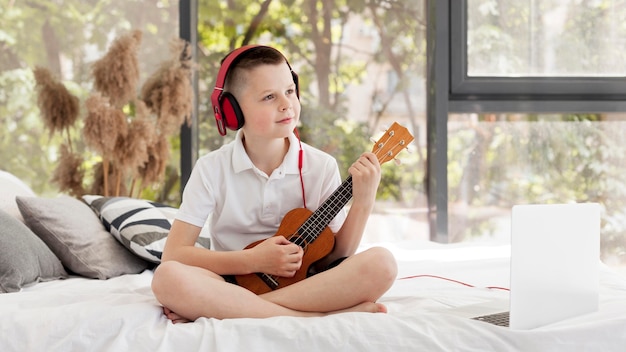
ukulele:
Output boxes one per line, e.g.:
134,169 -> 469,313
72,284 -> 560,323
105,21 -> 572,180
235,122 -> 414,294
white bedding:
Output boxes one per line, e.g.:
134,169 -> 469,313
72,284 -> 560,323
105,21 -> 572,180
2,241 -> 626,352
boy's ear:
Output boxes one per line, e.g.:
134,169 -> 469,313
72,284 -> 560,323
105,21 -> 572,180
219,92 -> 245,131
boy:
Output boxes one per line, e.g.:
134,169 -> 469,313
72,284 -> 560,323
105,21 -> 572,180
151,45 -> 397,323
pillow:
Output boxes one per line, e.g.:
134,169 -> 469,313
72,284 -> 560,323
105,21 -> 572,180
0,209 -> 67,293
16,196 -> 150,279
83,195 -> 210,263
0,170 -> 36,223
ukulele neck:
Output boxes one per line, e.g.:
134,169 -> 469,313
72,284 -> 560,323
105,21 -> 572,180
294,175 -> 353,243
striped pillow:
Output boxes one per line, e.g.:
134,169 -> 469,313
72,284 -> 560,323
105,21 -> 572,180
83,195 -> 210,263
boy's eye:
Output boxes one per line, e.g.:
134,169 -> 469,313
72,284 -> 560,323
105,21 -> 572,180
286,88 -> 295,95
263,94 -> 274,101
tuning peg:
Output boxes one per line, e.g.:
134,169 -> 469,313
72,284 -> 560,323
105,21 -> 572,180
369,137 -> 377,144
394,158 -> 402,166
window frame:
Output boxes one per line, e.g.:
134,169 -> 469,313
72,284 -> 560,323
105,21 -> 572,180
179,0 -> 199,192
449,0 -> 626,113
426,0 -> 626,242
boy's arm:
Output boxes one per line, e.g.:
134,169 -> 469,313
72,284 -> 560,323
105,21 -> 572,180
162,219 -> 303,277
327,152 -> 381,262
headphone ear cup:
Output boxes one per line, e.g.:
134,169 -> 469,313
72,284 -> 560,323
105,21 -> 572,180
219,92 -> 245,130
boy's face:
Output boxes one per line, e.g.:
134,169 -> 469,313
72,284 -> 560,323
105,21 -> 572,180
236,62 -> 300,141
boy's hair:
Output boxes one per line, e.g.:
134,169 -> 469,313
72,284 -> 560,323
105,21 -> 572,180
223,46 -> 288,96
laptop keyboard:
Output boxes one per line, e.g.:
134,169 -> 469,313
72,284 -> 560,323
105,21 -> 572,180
472,311 -> 510,326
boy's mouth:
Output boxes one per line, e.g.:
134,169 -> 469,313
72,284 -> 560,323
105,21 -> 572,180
277,117 -> 294,124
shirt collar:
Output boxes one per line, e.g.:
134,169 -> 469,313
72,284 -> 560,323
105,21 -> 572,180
232,130 -> 302,175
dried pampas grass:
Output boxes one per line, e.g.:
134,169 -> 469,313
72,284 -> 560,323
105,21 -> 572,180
117,115 -> 157,197
83,93 -> 129,155
90,161 -> 127,197
137,135 -> 170,188
33,67 -> 80,146
141,38 -> 194,136
92,30 -> 142,108
36,29 -> 193,201
51,144 -> 85,197
83,93 -> 129,196
117,115 -> 156,171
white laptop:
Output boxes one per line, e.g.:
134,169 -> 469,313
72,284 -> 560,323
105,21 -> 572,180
448,203 -> 601,330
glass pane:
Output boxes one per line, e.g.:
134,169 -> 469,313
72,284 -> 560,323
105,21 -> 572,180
467,0 -> 626,77
196,0 -> 428,243
448,113 -> 626,272
1,1 -> 181,203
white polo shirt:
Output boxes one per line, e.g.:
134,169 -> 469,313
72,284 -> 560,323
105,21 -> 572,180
176,130 -> 347,251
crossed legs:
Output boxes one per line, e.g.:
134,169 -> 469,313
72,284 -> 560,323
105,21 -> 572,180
151,247 -> 397,322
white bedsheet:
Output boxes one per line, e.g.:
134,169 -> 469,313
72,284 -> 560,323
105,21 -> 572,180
2,241 -> 626,351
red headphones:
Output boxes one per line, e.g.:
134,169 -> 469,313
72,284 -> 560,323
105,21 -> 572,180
211,45 -> 300,136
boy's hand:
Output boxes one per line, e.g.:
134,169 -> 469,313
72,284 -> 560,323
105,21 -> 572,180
250,236 -> 303,277
349,152 -> 381,207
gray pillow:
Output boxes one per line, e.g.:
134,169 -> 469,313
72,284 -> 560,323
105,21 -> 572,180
0,209 -> 67,293
16,196 -> 150,279
0,170 -> 36,223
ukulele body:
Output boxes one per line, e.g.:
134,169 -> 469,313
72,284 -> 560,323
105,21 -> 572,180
234,207 -> 336,294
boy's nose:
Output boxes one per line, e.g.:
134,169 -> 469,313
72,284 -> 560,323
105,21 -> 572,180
279,97 -> 292,111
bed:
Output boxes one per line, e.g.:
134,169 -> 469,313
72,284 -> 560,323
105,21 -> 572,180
2,171 -> 626,351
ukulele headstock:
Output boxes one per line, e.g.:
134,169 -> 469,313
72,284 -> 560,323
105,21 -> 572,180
371,122 -> 414,165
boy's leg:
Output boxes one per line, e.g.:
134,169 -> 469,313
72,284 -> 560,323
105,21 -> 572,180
260,246 -> 397,313
152,248 -> 396,320
152,261 -> 319,320
151,254 -> 392,321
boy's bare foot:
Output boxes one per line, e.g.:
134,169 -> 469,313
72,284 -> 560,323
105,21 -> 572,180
162,306 -> 192,324
331,302 -> 387,315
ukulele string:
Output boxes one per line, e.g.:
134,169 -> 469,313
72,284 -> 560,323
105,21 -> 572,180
293,180 -> 351,249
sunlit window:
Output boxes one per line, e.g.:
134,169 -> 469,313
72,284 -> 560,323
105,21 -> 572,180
467,0 -> 626,77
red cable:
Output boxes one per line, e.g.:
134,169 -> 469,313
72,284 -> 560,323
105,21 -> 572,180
294,128 -> 306,209
398,274 -> 510,291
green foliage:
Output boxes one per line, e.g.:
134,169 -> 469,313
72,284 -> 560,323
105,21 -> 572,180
448,114 -> 626,260
468,0 -> 626,75
298,105 -> 369,179
0,68 -> 59,196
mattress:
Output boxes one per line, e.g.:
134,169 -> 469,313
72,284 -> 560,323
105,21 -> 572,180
2,241 -> 626,352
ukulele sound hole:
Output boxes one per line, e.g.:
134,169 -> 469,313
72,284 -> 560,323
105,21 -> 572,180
289,234 -> 309,251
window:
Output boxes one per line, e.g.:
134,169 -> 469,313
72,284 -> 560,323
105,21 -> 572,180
434,1 -> 626,269
450,0 -> 626,100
